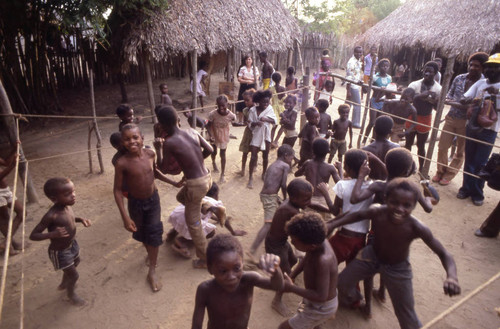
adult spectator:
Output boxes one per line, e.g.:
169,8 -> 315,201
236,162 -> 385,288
458,53 -> 500,206
346,46 -> 363,128
363,46 -> 378,85
434,58 -> 443,84
406,61 -> 442,172
433,52 -> 489,185
236,55 -> 259,124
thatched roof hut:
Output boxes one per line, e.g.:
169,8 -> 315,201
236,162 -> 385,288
123,0 -> 300,62
360,0 -> 500,61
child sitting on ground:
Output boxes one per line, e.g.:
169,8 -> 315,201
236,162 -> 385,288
382,88 -> 417,143
270,72 -> 286,144
159,83 -> 173,105
238,89 -> 256,176
265,178 -> 331,316
30,177 -> 91,305
247,89 -> 277,189
116,104 -> 141,131
329,178 -> 460,329
279,212 -> 339,329
192,234 -> 284,329
329,104 -> 353,164
272,95 -> 298,149
295,138 -> 341,219
168,183 -> 246,258
113,124 -> 183,291
0,145 -> 23,255
207,95 -> 236,183
248,145 -> 295,260
298,107 -> 320,167
363,115 -> 398,180
316,99 -> 333,139
285,66 -> 298,93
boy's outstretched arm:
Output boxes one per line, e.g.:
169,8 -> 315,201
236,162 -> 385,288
417,189 -> 433,213
250,254 -> 284,291
330,164 -> 341,183
192,284 -> 208,329
75,217 -> 92,227
280,166 -> 288,199
416,221 -> 461,296
348,121 -> 353,149
350,160 -> 375,204
326,206 -> 376,235
294,162 -> 306,177
154,166 -> 184,187
316,182 -> 340,216
198,133 -> 214,159
113,163 -> 137,233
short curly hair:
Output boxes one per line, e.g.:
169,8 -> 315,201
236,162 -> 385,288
286,212 -> 326,245
287,179 -> 313,198
253,89 -> 272,103
385,148 -> 415,178
206,234 -> 243,268
385,178 -> 419,204
315,99 -> 329,112
374,115 -> 394,137
312,138 -> 330,158
44,177 -> 71,199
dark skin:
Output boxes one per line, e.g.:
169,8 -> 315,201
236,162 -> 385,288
346,47 -> 363,99
272,97 -> 297,148
298,112 -> 320,167
114,127 -> 182,292
30,181 -> 91,306
239,95 -> 254,176
328,108 -> 353,163
279,238 -> 338,329
249,154 -> 294,255
295,157 -> 341,197
192,253 -> 283,329
248,96 -> 275,189
160,85 -> 173,105
259,55 -> 274,80
270,78 -> 286,144
317,109 -> 332,137
382,94 -> 417,134
118,109 -> 142,131
327,189 -> 461,296
362,137 -> 395,180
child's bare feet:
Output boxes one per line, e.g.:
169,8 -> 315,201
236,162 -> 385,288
359,302 -> 372,319
147,271 -> 162,292
238,170 -> 245,177
232,229 -> 247,236
247,179 -> 253,189
272,299 -> 292,317
171,244 -> 191,259
372,289 -> 386,303
212,164 -> 219,173
219,175 -> 226,184
69,293 -> 86,306
58,276 -> 69,291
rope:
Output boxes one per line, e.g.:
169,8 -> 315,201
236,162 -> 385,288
0,118 -> 21,322
421,271 -> 500,328
20,161 -> 28,329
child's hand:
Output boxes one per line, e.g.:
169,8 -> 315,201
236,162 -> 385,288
80,218 -> 92,227
443,277 -> 460,296
334,161 -> 342,173
173,180 -> 185,188
153,137 -> 164,149
124,218 -> 137,232
348,143 -> 352,149
359,160 -> 371,178
316,182 -> 329,196
485,86 -> 499,95
259,253 -> 280,275
51,227 -> 70,238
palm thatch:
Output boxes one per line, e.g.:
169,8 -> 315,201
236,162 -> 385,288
361,0 -> 500,60
123,0 -> 300,63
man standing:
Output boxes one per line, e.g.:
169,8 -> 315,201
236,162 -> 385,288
433,52 -> 489,185
259,52 -> 274,90
346,46 -> 363,128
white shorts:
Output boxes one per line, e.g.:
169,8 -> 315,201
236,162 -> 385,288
0,187 -> 13,208
289,296 -> 338,329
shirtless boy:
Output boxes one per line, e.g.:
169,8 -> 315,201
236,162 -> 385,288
114,124 -> 182,291
159,83 -> 173,105
382,88 -> 417,143
328,104 -> 353,164
331,178 -> 460,329
298,107 -> 320,167
272,95 -> 298,149
279,212 -> 338,329
158,106 -> 214,268
265,179 -> 330,316
0,145 -> 23,254
192,234 -> 284,329
30,177 -> 91,305
116,104 -> 141,131
363,115 -> 398,180
259,52 -> 274,90
315,99 -> 332,139
248,145 -> 295,259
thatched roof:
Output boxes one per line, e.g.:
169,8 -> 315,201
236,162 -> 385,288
123,0 -> 300,62
361,0 -> 500,60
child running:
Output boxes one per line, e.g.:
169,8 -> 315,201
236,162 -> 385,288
207,94 -> 236,183
238,88 -> 256,176
113,124 -> 182,291
328,104 -> 353,164
316,99 -> 333,139
298,107 -> 320,167
279,212 -> 339,329
247,89 -> 277,189
270,72 -> 286,144
382,88 -> 417,143
330,178 -> 460,329
248,145 -> 295,260
30,177 -> 91,305
158,106 -> 214,268
272,94 -> 298,148
192,234 -> 284,329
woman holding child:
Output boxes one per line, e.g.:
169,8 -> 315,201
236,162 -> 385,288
236,56 -> 259,124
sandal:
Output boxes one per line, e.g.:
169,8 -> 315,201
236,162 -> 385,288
431,174 -> 441,183
439,178 -> 451,186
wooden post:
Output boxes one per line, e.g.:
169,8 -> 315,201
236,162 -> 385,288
408,50 -> 415,83
0,77 -> 38,203
88,63 -> 104,174
191,49 -> 198,128
144,52 -> 157,123
226,49 -> 232,82
300,67 -> 310,140
297,41 -> 305,76
357,55 -> 376,148
421,56 -> 456,177
287,48 -> 293,68
252,50 -> 258,90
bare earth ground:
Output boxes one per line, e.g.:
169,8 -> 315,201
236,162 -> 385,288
1,71 -> 499,329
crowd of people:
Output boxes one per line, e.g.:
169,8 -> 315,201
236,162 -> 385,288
0,48 -> 498,329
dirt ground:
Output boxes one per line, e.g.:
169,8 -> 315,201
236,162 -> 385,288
1,70 -> 499,329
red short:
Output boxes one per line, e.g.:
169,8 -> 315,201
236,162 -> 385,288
406,114 -> 432,133
329,231 -> 366,264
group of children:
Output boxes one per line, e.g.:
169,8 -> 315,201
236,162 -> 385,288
11,66 -> 464,329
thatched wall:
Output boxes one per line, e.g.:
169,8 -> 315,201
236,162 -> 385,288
361,0 -> 500,60
124,0 -> 300,63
